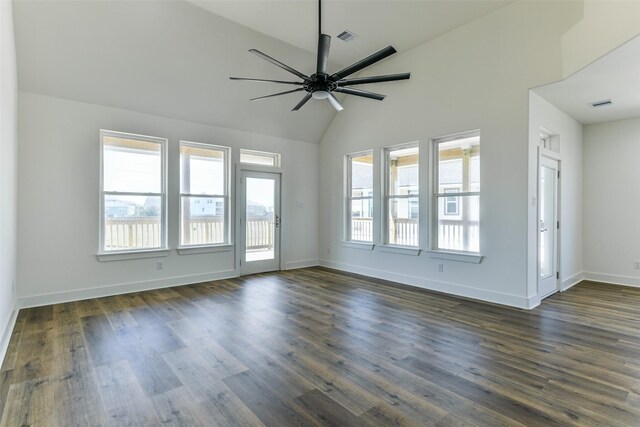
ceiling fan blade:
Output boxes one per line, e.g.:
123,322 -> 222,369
316,34 -> 331,75
334,87 -> 386,101
230,77 -> 304,85
250,88 -> 304,101
330,46 -> 397,81
249,49 -> 309,80
292,93 -> 313,111
327,93 -> 344,111
337,72 -> 410,86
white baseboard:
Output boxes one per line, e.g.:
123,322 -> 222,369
583,272 -> 640,288
561,272 -> 584,291
319,259 -> 533,309
17,270 -> 238,309
0,301 -> 18,369
282,259 -> 319,270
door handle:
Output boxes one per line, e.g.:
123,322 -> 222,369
274,215 -> 280,228
540,228 -> 548,232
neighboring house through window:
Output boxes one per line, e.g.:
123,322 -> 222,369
346,151 -> 374,242
384,144 -> 419,247
433,131 -> 480,253
99,130 -> 167,253
179,142 -> 230,247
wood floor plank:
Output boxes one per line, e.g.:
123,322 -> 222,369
94,360 -> 161,426
3,268 -> 640,425
0,376 -> 53,426
223,370 -> 315,427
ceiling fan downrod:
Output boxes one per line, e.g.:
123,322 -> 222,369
229,0 -> 411,112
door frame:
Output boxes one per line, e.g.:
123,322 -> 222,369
235,164 -> 283,275
537,147 -> 561,298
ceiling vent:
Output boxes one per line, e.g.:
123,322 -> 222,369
591,99 -> 613,108
337,30 -> 358,42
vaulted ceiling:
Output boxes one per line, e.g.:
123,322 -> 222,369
187,0 -> 512,67
13,0 -> 511,144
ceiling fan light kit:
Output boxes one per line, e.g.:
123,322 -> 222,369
230,0 -> 411,112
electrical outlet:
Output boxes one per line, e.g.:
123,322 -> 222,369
438,264 -> 444,272
156,261 -> 164,271
634,261 -> 640,270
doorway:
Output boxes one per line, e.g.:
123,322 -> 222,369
538,155 -> 559,298
238,170 -> 281,275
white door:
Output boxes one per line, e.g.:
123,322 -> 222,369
538,156 -> 559,298
239,170 -> 281,275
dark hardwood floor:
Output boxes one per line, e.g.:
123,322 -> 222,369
2,267 -> 640,426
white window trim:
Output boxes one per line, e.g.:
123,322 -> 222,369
378,245 -> 420,256
240,149 -> 281,167
178,141 -> 231,249
341,241 -> 375,250
426,250 -> 483,263
98,130 -> 168,259
97,249 -> 170,262
345,150 -> 374,243
382,142 -> 419,248
430,130 -> 482,259
177,244 -> 233,255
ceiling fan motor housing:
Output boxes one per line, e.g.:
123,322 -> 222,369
304,73 -> 338,95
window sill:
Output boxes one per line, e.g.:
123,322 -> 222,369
426,250 -> 483,264
378,245 -> 421,256
177,244 -> 233,255
97,249 -> 170,262
341,241 -> 375,250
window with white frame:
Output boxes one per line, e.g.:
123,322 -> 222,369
240,149 -> 281,167
100,130 -> 167,253
180,142 -> 230,247
384,144 -> 419,247
346,151 -> 374,242
433,131 -> 480,253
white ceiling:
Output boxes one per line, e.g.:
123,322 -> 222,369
534,35 -> 640,125
14,0 -> 342,143
13,0 -> 513,144
188,0 -> 512,68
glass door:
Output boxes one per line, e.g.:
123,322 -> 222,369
538,156 -> 558,298
239,170 -> 281,275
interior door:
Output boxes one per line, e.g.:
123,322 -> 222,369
239,170 -> 281,275
538,156 -> 559,298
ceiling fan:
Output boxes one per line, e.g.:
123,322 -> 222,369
229,0 -> 411,112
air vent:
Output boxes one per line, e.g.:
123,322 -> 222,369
591,99 -> 613,108
337,30 -> 358,42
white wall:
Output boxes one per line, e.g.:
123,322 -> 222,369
561,0 -> 640,78
0,0 -> 19,362
527,92 -> 583,301
583,117 -> 640,287
17,92 -> 319,306
318,1 -> 585,308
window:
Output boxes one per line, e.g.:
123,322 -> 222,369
384,144 -> 419,247
100,130 -> 166,253
180,142 -> 230,247
433,131 -> 480,253
240,149 -> 281,167
443,187 -> 460,216
346,151 -> 373,242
